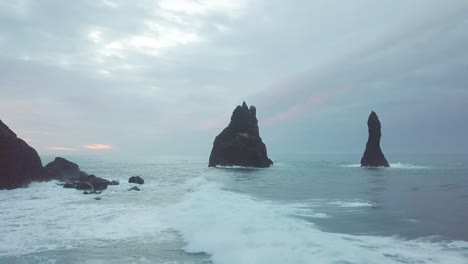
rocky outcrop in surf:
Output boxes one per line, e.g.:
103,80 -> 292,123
60,174 -> 111,191
360,111 -> 390,167
128,176 -> 144,184
209,102 -> 273,168
0,119 -> 43,190
44,157 -> 111,191
43,157 -> 88,182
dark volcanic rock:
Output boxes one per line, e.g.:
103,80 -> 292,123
62,183 -> 76,189
109,180 -> 120,186
83,190 -> 101,195
360,111 -> 390,167
44,157 -> 111,191
208,102 -> 273,168
0,119 -> 43,190
128,176 -> 144,184
82,175 -> 110,191
43,157 -> 88,182
75,182 -> 93,190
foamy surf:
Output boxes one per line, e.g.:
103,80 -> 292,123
0,181 -> 168,257
341,163 -> 430,169
162,177 -> 468,264
326,200 -> 375,208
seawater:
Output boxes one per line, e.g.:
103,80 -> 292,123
0,154 -> 467,264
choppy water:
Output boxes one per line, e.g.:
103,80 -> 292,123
1,154 -> 467,264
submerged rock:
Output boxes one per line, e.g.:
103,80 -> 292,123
128,176 -> 144,185
43,157 -> 88,182
0,119 -> 43,190
83,190 -> 101,195
360,111 -> 390,167
128,186 -> 140,191
209,101 -> 273,168
109,180 -> 120,186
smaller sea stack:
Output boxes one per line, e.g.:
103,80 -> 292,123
209,102 -> 273,168
43,157 -> 88,182
361,111 -> 390,167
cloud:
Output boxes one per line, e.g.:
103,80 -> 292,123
47,147 -> 78,151
83,144 -> 112,150
0,0 -> 467,155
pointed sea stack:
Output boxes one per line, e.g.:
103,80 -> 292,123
0,119 -> 43,190
209,102 -> 273,167
360,111 -> 390,167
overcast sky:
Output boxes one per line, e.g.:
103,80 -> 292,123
1,0 -> 467,159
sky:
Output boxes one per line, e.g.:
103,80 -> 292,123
0,0 -> 467,159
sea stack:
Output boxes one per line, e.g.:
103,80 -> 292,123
360,111 -> 390,167
0,119 -> 43,190
209,102 -> 273,167
43,157 -> 88,182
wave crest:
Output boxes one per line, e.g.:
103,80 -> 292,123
162,177 -> 467,264
341,163 -> 430,169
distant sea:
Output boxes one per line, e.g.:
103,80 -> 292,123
1,154 -> 467,264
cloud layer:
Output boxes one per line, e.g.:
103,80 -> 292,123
1,0 -> 467,157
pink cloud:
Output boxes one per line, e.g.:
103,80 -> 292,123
47,147 -> 78,151
264,94 -> 328,126
263,85 -> 354,126
83,144 -> 112,150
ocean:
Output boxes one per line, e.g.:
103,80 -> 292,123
0,154 -> 467,264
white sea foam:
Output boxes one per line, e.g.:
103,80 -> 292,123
0,181 -> 169,257
341,163 -> 430,169
326,200 -> 375,208
162,177 -> 468,264
341,163 -> 362,168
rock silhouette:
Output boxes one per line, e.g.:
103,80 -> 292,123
43,157 -> 88,182
360,111 -> 390,167
44,157 -> 111,190
128,176 -> 144,184
209,102 -> 273,167
0,119 -> 43,190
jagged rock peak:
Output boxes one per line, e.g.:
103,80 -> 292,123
249,105 -> 256,117
242,101 -> 248,111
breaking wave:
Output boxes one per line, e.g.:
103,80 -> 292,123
162,177 -> 467,264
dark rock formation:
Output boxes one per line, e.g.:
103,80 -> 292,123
128,186 -> 140,191
360,111 -> 390,167
128,176 -> 144,184
62,183 -> 76,188
83,190 -> 101,195
109,180 -> 119,186
209,102 -> 273,168
75,182 -> 93,190
80,175 -> 110,191
0,119 -> 43,190
43,157 -> 88,182
44,157 -> 112,191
